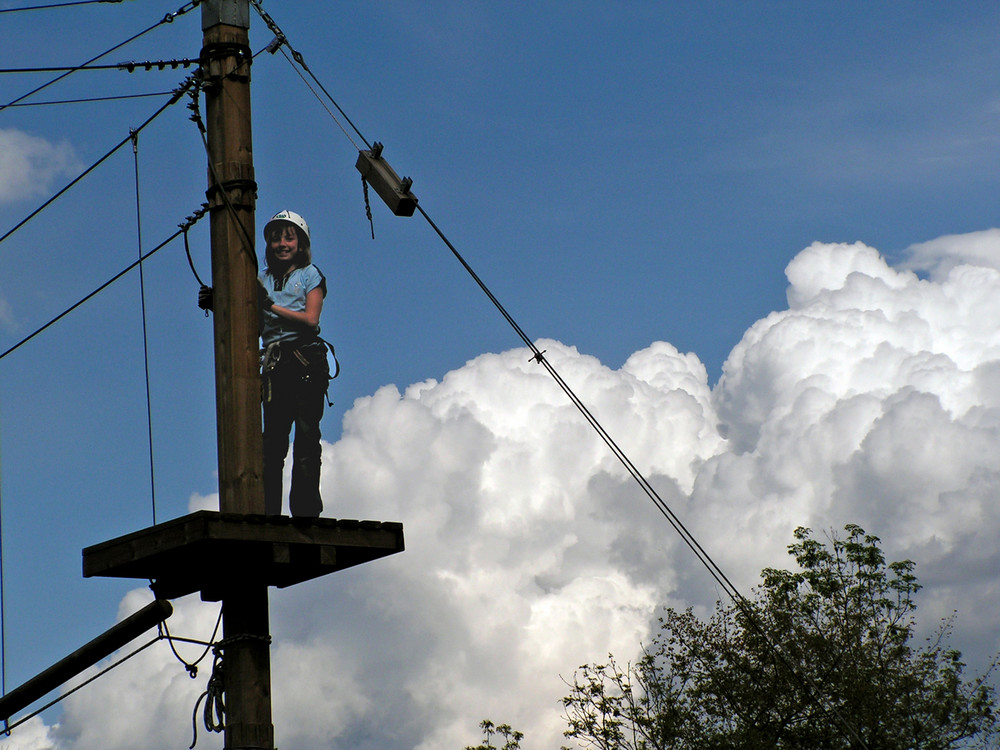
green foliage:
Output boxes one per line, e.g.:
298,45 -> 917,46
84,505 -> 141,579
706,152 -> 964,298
561,525 -> 1000,749
467,719 -> 524,750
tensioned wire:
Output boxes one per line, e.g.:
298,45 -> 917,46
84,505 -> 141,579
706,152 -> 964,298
0,0 -> 127,13
1,91 -> 174,107
0,73 -> 197,250
253,5 -> 869,747
0,0 -> 200,111
0,214 -> 204,364
131,129 -> 158,525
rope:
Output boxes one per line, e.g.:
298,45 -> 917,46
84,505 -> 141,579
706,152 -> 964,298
189,650 -> 225,748
362,176 -> 375,239
130,129 -> 157,525
0,74 -> 197,249
161,605 -> 222,679
0,0 -> 199,111
182,203 -> 211,289
186,634 -> 271,748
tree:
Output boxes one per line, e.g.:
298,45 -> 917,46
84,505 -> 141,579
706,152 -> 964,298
466,719 -> 523,750
561,525 -> 1000,749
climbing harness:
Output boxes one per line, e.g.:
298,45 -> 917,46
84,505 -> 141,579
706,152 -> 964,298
261,337 -> 339,407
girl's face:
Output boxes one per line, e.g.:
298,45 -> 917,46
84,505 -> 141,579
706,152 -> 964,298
268,224 -> 300,264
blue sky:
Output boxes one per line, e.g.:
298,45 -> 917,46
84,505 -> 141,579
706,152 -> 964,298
1,2 -> 999,748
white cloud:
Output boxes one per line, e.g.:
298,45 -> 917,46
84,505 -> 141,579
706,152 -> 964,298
16,228 -> 1000,749
0,716 -> 56,750
0,129 -> 81,204
903,228 -> 1000,280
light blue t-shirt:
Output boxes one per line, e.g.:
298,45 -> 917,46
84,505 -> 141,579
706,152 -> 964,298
259,264 -> 326,346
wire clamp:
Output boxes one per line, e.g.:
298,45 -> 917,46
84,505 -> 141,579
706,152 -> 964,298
266,34 -> 285,55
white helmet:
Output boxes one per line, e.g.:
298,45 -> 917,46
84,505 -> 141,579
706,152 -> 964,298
263,209 -> 310,244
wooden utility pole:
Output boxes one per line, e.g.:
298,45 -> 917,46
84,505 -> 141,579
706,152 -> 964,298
81,3 -> 404,749
202,0 -> 262,517
0,0 -> 410,740
201,1 -> 273,748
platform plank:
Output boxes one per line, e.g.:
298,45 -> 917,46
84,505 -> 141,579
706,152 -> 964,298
83,511 -> 404,600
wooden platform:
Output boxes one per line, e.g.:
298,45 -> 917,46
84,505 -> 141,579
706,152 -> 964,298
83,511 -> 405,601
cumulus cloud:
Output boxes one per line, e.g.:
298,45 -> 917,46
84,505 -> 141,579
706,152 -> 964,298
0,129 -> 81,204
16,228 -> 1000,749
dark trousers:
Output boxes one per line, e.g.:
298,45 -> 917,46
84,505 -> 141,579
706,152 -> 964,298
262,342 -> 329,517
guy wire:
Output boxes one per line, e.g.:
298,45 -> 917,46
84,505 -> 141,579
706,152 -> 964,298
0,0 -> 200,111
0,74 -> 197,249
131,129 -> 158,525
0,220 -> 198,363
0,0 -> 125,13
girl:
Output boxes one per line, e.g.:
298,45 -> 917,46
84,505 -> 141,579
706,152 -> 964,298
258,209 -> 329,517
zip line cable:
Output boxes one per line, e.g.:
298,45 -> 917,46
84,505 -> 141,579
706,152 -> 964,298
426,201 -> 868,750
0,0 -> 126,13
273,45 -> 364,152
256,0 -> 753,625
250,0 -> 370,151
131,129 -> 158,526
0,0 -> 199,112
419,205 -> 747,603
0,74 -> 196,250
254,11 -> 868,746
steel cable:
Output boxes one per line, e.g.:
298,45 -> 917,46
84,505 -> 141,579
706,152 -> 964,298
258,19 -> 869,741
0,74 -> 197,250
0,0 -> 200,111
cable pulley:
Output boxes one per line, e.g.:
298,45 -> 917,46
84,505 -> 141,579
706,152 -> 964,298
355,142 -> 418,217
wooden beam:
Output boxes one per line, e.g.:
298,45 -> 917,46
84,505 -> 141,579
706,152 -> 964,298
82,511 -> 405,600
0,600 -> 172,722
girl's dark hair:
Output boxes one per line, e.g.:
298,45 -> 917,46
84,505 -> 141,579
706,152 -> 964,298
264,222 -> 311,273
